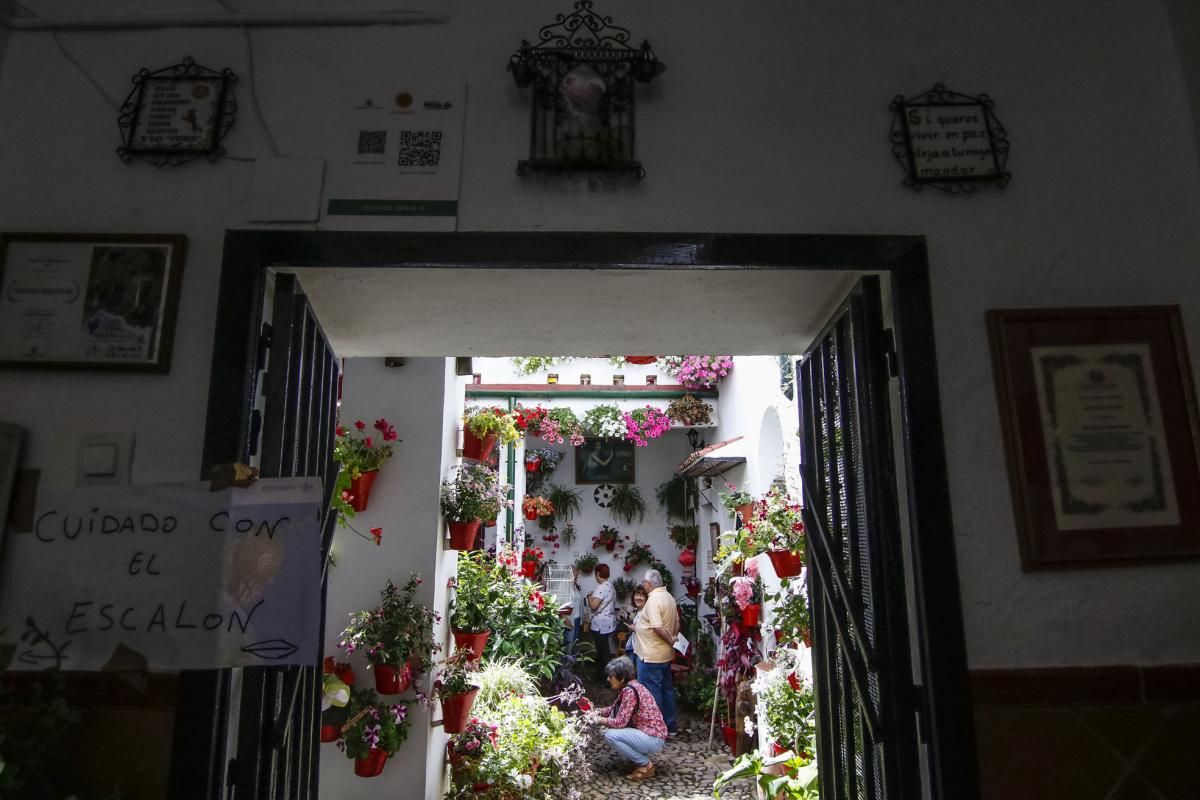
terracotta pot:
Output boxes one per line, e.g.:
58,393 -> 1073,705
348,470 -> 379,512
441,688 -> 479,734
320,723 -> 341,743
484,518 -> 496,528
448,519 -> 483,550
521,561 -> 537,578
373,663 -> 411,695
452,629 -> 490,660
736,502 -> 755,525
678,546 -> 697,567
354,748 -> 389,777
524,508 -> 538,521
721,724 -> 739,752
605,541 -> 616,552
462,429 -> 498,461
767,549 -> 803,578
741,603 -> 761,627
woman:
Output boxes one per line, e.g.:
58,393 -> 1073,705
621,585 -> 648,670
587,563 -> 617,678
591,656 -> 668,781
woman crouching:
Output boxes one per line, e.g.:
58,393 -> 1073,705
592,655 -> 668,781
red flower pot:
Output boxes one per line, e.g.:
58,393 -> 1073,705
320,723 -> 341,743
736,502 -> 754,524
373,664 -> 411,695
678,546 -> 697,567
721,724 -> 739,752
452,629 -> 490,660
624,355 -> 658,365
524,508 -> 538,521
741,603 -> 761,627
348,470 -> 379,512
440,688 -> 479,734
525,457 -> 540,472
448,519 -> 483,550
521,561 -> 537,578
686,583 -> 700,598
605,541 -> 616,552
354,748 -> 389,777
767,549 -> 803,578
462,429 -> 498,461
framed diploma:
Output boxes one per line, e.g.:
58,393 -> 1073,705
0,233 -> 187,371
988,306 -> 1200,568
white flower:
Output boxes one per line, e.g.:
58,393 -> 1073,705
515,773 -> 533,789
743,716 -> 756,736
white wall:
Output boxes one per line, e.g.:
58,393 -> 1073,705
2,0 -> 1199,678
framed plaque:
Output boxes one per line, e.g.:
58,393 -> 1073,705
118,57 -> 237,166
988,306 -> 1200,568
0,233 -> 187,371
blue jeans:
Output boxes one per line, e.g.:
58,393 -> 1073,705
637,660 -> 677,731
603,727 -> 665,766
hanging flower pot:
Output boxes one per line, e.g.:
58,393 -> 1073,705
373,663 -> 411,695
721,724 -> 739,752
686,581 -> 700,599
605,541 -> 616,552
740,603 -> 762,628
320,723 -> 341,743
447,519 -> 483,550
624,356 -> 658,365
537,514 -> 554,530
349,470 -> 380,512
767,549 -> 803,579
525,456 -> 541,472
452,629 -> 490,660
462,429 -> 498,462
678,546 -> 697,567
736,502 -> 755,525
521,560 -> 537,579
524,507 -> 538,521
440,688 -> 480,734
354,748 -> 389,778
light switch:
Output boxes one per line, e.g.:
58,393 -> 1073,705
77,433 -> 134,486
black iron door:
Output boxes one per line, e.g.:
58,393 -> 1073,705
798,275 -> 920,800
229,272 -> 341,800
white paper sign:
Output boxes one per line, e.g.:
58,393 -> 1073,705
0,478 -> 322,671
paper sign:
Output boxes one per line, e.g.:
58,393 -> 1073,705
0,478 -> 322,671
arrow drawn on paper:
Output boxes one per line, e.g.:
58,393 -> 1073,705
241,639 -> 298,660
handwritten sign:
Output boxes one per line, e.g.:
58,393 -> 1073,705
129,78 -> 223,152
901,103 -> 997,180
0,478 -> 322,671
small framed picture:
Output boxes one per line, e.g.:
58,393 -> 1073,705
118,58 -> 237,165
0,233 -> 187,371
988,305 -> 1200,568
575,438 -> 636,484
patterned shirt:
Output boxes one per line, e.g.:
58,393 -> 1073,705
589,580 -> 617,634
598,680 -> 669,740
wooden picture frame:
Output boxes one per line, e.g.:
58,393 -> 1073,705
988,306 -> 1200,568
574,438 -> 636,484
0,233 -> 187,372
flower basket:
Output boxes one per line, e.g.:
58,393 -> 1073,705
320,723 -> 341,743
462,429 -> 498,462
440,688 -> 479,734
448,519 -> 483,550
521,561 -> 537,578
354,748 -> 389,778
373,663 -> 411,695
767,549 -> 803,579
348,470 -> 380,512
451,629 -> 490,660
741,603 -> 761,628
678,546 -> 697,567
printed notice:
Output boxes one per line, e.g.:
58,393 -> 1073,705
1032,344 -> 1180,531
0,479 -> 322,671
901,103 -> 998,180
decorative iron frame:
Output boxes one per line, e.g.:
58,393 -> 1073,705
889,83 -> 1010,194
118,56 -> 238,167
508,1 -> 664,179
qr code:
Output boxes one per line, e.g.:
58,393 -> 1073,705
357,130 -> 387,155
397,130 -> 442,167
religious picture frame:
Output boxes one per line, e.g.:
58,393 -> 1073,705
575,438 -> 636,484
988,306 -> 1200,569
0,233 -> 187,372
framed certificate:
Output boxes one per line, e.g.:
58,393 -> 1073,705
0,233 -> 187,371
988,306 -> 1200,568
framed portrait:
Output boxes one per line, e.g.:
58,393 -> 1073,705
988,306 -> 1200,568
0,233 -> 187,371
574,438 -> 636,484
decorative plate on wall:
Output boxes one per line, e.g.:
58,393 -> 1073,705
593,483 -> 615,508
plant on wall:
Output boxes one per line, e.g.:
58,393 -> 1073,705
581,404 -> 625,439
668,524 -> 699,550
608,483 -> 646,525
511,356 -> 571,375
560,522 -> 577,547
623,406 -> 673,446
665,394 -> 714,426
338,687 -> 411,776
334,417 -> 400,479
544,407 -> 586,446
547,484 -> 582,524
337,574 -> 438,676
656,475 -> 692,523
662,355 -> 734,389
463,406 -> 522,446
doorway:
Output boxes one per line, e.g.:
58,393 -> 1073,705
175,232 -> 977,800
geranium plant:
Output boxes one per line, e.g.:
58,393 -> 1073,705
431,647 -> 481,700
334,418 -> 400,478
592,525 -> 620,550
521,547 -> 544,564
521,495 -> 554,519
669,524 -> 700,549
662,355 -> 734,389
581,404 -> 625,439
440,464 -> 510,523
665,394 -> 714,425
744,486 -> 806,552
623,406 -> 673,446
338,574 -> 438,672
623,540 -> 655,572
463,406 -> 521,446
339,687 -> 411,760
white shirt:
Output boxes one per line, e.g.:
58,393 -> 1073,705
589,580 -> 617,634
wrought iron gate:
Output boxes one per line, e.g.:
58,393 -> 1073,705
798,275 -> 921,800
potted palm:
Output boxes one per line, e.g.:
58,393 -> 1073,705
341,688 -> 411,778
337,575 -> 436,695
440,464 -> 510,550
462,406 -> 520,461
334,418 -> 399,511
431,648 -> 482,734
449,552 -> 505,659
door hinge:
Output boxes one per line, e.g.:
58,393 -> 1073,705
882,328 -> 899,379
255,322 -> 273,372
913,683 -> 928,744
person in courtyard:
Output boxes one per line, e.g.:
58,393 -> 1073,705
621,585 -> 649,670
565,565 -> 585,653
635,568 -> 679,733
591,656 -> 668,781
587,563 -> 617,680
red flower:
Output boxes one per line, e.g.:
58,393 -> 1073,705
624,563 -> 633,572
530,591 -> 545,610
354,420 -> 366,430
336,425 -> 347,437
365,437 -> 374,448
370,527 -> 383,546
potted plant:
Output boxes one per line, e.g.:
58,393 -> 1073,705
560,522 -> 577,548
340,688 -> 411,778
656,474 -> 692,523
622,406 -> 673,446
591,525 -> 620,551
721,483 -> 756,525
546,484 -> 582,525
521,495 -> 554,522
337,574 -> 437,695
520,547 -> 544,579
462,406 -> 520,461
661,355 -> 734,390
440,464 -> 510,550
573,552 -> 598,574
432,648 -> 482,734
612,576 -> 635,602
753,651 -> 817,758
665,394 -> 714,426
581,404 -> 626,439
768,582 -> 812,649
608,483 -> 646,525
669,523 -> 699,550
333,418 -> 400,511
683,574 -> 702,599
321,657 -> 354,743
623,540 -> 655,573
449,552 -> 505,659
746,487 -> 806,578
713,748 -> 819,799
446,717 -> 499,790
731,560 -> 765,627
544,407 -> 586,446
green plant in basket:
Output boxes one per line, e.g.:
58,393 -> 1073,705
573,552 -> 599,573
340,687 -> 411,760
665,394 -> 713,425
546,484 -> 582,523
337,574 -> 437,671
668,523 -> 699,549
608,483 -> 646,525
463,406 -> 521,445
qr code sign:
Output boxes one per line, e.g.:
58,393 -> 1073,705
397,130 -> 442,168
357,130 -> 387,155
